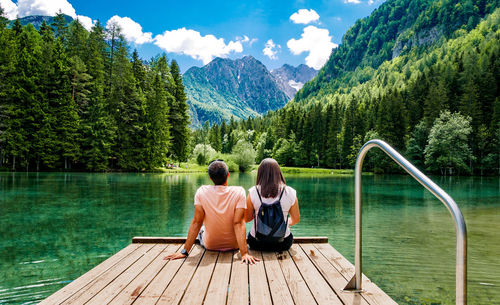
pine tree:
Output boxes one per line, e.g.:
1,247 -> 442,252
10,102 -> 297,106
0,7 -> 15,167
81,21 -> 116,171
67,19 -> 89,60
52,38 -> 80,169
145,55 -> 172,168
109,35 -> 147,170
51,11 -> 68,41
168,60 -> 190,161
13,24 -> 44,170
208,124 -> 222,152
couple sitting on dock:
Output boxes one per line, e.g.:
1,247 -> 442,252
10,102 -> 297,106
165,158 -> 300,264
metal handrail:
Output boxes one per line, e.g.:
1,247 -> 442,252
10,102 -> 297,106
343,139 -> 467,305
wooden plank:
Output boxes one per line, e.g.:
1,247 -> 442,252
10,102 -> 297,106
108,244 -> 182,305
61,244 -> 155,305
261,251 -> 294,305
300,244 -> 369,305
226,252 -> 249,305
248,250 -> 272,305
155,245 -> 205,305
132,245 -> 191,305
204,251 -> 233,305
277,250 -> 317,305
290,244 -> 343,305
293,237 -> 328,243
179,250 -> 219,305
39,243 -> 142,305
132,236 -> 328,244
132,237 -> 201,244
315,243 -> 398,305
85,244 -> 168,305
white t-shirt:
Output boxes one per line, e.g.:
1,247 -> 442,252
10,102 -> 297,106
248,185 -> 297,238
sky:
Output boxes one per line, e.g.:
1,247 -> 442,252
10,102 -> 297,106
0,0 -> 385,72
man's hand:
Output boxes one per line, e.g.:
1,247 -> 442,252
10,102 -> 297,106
241,253 -> 260,265
164,252 -> 187,260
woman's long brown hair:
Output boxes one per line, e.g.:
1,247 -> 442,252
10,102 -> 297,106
256,158 -> 286,198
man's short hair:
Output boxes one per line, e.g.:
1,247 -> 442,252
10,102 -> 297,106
208,160 -> 228,185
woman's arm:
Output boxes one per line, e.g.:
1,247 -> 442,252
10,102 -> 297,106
288,198 -> 300,226
244,195 -> 254,222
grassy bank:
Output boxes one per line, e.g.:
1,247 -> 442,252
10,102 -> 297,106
155,163 -> 359,176
154,163 -> 207,173
280,167 -> 356,176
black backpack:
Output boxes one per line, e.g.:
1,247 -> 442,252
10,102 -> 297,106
254,187 -> 288,243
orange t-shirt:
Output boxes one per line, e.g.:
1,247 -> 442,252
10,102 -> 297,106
194,185 -> 246,251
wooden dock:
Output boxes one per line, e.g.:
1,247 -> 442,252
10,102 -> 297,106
40,237 -> 397,305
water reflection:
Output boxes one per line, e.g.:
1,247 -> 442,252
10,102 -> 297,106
0,172 -> 499,304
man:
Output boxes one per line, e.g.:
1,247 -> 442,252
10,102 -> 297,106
165,160 -> 259,264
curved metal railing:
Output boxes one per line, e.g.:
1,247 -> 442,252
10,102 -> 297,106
343,139 -> 467,305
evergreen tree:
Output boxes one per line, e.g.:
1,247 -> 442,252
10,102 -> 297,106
82,21 -> 116,171
51,11 -> 69,41
208,124 -> 222,152
168,60 -> 190,161
109,35 -> 147,170
145,55 -> 172,168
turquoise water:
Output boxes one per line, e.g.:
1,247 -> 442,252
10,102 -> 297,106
0,172 -> 499,304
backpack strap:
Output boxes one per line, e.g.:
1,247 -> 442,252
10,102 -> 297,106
277,186 -> 289,237
278,186 -> 286,201
255,186 -> 263,204
253,187 -> 262,237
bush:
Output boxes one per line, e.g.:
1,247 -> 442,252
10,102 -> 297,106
231,140 -> 256,172
225,160 -> 239,172
192,144 -> 216,165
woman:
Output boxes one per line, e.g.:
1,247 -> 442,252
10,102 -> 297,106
245,158 -> 300,251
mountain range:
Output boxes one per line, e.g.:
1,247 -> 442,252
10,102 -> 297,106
9,15 -> 73,29
183,56 -> 317,126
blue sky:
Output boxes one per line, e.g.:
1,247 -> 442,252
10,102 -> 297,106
1,0 -> 385,72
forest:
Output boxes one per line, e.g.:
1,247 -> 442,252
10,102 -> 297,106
0,9 -> 190,171
1,0 -> 499,175
196,4 -> 500,176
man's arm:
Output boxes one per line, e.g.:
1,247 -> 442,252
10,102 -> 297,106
233,208 -> 259,264
165,205 -> 205,260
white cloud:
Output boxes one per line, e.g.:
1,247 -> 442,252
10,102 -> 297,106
154,28 -> 243,64
287,25 -> 337,70
290,9 -> 320,24
3,0 -> 95,30
17,0 -> 77,18
237,35 -> 258,46
263,39 -> 280,60
106,16 -> 153,45
76,15 -> 94,31
0,0 -> 18,19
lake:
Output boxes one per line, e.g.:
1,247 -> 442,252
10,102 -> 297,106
0,172 -> 499,304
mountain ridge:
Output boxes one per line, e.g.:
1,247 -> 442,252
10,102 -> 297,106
184,55 -> 316,126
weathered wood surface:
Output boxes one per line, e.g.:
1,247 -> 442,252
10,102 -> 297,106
41,238 -> 397,305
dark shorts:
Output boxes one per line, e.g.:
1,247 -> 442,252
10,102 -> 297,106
247,232 -> 293,252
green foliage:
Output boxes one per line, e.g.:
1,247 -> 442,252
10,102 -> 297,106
406,120 -> 428,170
168,60 -> 190,161
424,111 -> 474,174
0,18 -> 189,171
192,144 -> 216,165
200,3 -> 499,176
231,139 -> 256,172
